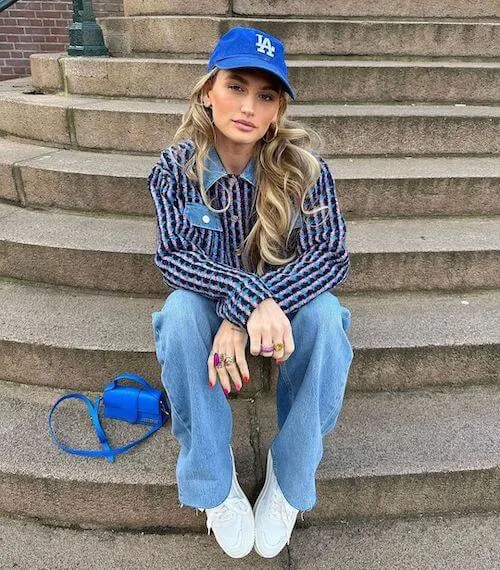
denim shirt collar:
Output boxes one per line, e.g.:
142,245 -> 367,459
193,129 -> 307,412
202,144 -> 256,190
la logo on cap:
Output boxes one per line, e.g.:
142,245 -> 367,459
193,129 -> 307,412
255,33 -> 275,57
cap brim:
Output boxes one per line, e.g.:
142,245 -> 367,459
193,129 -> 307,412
209,55 -> 296,100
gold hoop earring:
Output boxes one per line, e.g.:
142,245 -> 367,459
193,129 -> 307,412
262,122 -> 278,143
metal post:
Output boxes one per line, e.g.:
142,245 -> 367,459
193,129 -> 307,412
67,0 -> 108,56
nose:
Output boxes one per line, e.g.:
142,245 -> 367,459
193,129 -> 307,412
240,94 -> 255,115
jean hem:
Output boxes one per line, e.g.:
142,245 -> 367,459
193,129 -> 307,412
178,490 -> 232,511
270,448 -> 317,512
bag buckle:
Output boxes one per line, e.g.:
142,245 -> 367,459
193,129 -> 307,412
160,400 -> 170,416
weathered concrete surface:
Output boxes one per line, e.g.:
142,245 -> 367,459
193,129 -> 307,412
1,78 -> 498,155
0,379 -> 258,531
288,513 -> 500,569
1,512 -> 498,569
0,278 -> 498,391
124,0 -> 230,16
255,384 -> 500,520
0,138 -> 58,204
100,16 -> 500,58
29,52 -> 64,92
0,380 -> 498,529
0,201 -> 498,293
31,54 -> 500,104
1,138 -> 499,217
233,0 -> 500,18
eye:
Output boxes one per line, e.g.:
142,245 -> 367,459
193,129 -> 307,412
229,84 -> 243,92
260,93 -> 275,102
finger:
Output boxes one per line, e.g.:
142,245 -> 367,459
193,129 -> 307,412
273,339 -> 285,361
224,355 -> 242,392
249,328 -> 261,356
260,325 -> 274,358
236,347 -> 250,385
208,349 -> 222,388
207,353 -> 217,388
281,327 -> 295,361
216,351 -> 232,394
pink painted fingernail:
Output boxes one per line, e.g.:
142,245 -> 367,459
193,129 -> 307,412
243,376 -> 249,384
277,360 -> 284,365
223,387 -> 230,395
208,380 -> 214,389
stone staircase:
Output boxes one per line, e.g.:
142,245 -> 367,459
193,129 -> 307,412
0,0 -> 499,567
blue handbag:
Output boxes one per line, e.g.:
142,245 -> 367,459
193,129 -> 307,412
48,373 -> 170,463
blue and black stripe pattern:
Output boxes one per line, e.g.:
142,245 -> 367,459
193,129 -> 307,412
148,139 -> 350,329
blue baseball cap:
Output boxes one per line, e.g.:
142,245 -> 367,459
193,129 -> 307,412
207,26 -> 296,100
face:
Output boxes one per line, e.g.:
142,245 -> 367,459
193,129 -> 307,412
203,68 -> 282,147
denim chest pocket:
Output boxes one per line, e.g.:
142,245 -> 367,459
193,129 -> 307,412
184,202 -> 223,258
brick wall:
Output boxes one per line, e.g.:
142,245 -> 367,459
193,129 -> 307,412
0,0 -> 124,81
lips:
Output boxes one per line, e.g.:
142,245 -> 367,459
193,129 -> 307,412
233,120 -> 256,128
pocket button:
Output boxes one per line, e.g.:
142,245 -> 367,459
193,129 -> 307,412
202,215 -> 210,223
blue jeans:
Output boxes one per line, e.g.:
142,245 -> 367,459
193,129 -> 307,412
151,289 -> 353,512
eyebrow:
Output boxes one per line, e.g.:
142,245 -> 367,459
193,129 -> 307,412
225,72 -> 279,92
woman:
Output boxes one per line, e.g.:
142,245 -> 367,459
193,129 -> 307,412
148,26 -> 353,559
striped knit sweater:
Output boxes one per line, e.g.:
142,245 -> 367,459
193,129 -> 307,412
147,139 -> 350,329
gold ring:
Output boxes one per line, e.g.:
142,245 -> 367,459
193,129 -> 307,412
223,355 -> 235,366
274,343 -> 284,351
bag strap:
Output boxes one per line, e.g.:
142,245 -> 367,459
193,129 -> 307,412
107,372 -> 155,392
48,392 -> 162,463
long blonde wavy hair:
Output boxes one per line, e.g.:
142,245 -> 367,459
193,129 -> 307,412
172,66 -> 328,275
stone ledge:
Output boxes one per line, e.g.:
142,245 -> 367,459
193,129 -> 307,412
0,277 -> 498,391
29,54 -> 500,104
124,0 -> 229,16
98,16 -> 500,58
0,379 -> 498,529
0,201 -> 498,293
1,511 -> 498,568
233,0 -> 500,18
1,137 -> 499,217
0,81 -> 498,155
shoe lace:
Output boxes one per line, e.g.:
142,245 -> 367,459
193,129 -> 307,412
205,496 -> 249,535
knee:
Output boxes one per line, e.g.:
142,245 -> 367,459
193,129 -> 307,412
152,290 -> 209,344
159,289 -> 207,321
295,292 -> 351,336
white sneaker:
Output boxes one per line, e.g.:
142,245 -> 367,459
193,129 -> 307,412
202,446 -> 255,558
253,448 -> 300,558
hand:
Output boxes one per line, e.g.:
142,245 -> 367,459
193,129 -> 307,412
208,320 -> 249,394
246,298 -> 295,363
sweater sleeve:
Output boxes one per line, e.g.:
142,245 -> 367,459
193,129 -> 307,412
148,151 -> 273,329
258,158 -> 350,319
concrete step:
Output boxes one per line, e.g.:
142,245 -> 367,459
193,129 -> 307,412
124,0 -> 229,17
0,513 -> 286,568
1,512 -> 499,569
0,201 -> 498,293
98,16 -> 500,59
287,513 -> 500,569
0,379 -> 498,529
123,0 -> 500,19
1,78 -> 498,156
2,137 -> 499,218
30,53 -> 500,104
1,277 -> 497,392
233,1 -> 500,19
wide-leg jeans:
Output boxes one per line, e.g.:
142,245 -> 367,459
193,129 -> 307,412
151,289 -> 353,512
